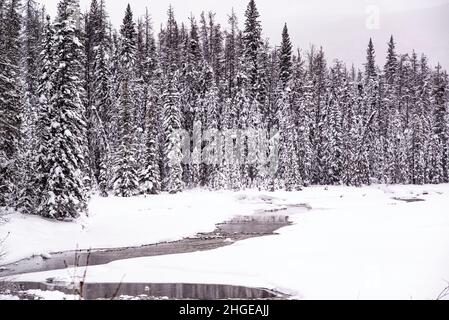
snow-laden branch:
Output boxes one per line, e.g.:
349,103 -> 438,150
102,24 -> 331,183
0,118 -> 22,134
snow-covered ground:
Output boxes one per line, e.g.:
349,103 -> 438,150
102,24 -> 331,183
0,290 -> 78,300
2,185 -> 449,300
0,190 -> 285,264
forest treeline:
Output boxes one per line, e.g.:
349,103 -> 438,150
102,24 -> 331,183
0,0 -> 448,219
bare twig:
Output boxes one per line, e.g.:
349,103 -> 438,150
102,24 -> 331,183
79,249 -> 91,299
63,246 -> 91,300
437,282 -> 449,300
110,275 -> 125,300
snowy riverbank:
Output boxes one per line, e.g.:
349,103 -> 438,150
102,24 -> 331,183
0,189 -> 286,265
2,184 -> 449,299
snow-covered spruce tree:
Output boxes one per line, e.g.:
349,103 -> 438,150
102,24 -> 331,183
37,0 -> 88,219
195,14 -> 227,187
224,9 -> 239,98
430,64 -> 449,183
135,16 -> 158,173
385,54 -> 408,184
349,69 -> 372,186
25,15 -> 54,215
276,23 -> 302,190
133,19 -> 147,182
139,91 -> 161,195
243,0 -> 262,100
83,0 -> 95,182
265,41 -> 279,134
179,16 -> 203,188
190,110 -> 203,188
203,71 -> 224,189
278,87 -> 302,191
382,36 -> 398,184
0,0 -> 22,207
279,24 -> 292,89
384,36 -> 398,86
205,12 -> 225,87
398,53 -> 418,184
158,6 -> 181,188
221,10 -> 242,190
263,47 -> 280,190
240,0 -> 265,188
199,12 -> 210,64
388,110 -> 408,184
162,72 -> 184,194
340,67 -> 356,185
291,51 -> 313,187
361,38 -> 383,184
307,47 -> 329,184
111,4 -> 140,197
21,0 -> 42,130
138,8 -> 161,195
405,52 -> 424,184
413,55 -> 431,183
159,5 -> 180,75
108,29 -> 121,157
85,0 -> 112,197
222,96 -> 241,191
323,61 -> 346,185
365,38 -> 377,80
235,70 -> 251,188
16,0 -> 44,213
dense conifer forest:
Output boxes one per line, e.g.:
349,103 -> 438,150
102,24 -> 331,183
0,0 -> 448,219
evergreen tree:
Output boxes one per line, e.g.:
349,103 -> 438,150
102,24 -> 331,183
160,5 -> 180,74
38,0 -> 88,219
17,0 -> 44,213
308,47 -> 328,184
162,72 -> 183,193
203,71 -> 223,189
179,16 -> 202,187
365,38 -> 377,80
279,23 -> 293,88
278,87 -> 302,190
32,14 -> 54,206
243,0 -> 262,99
111,4 -> 139,197
431,64 -> 449,182
139,8 -> 161,195
0,0 -> 22,206
239,0 -> 265,188
384,36 -> 397,85
224,9 -> 239,97
87,0 -> 112,196
323,61 -> 345,185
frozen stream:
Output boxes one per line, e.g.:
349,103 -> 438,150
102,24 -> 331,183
1,206 -> 308,299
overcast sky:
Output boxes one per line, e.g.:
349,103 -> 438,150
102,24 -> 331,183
39,0 -> 449,69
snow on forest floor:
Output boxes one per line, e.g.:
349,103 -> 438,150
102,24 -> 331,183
2,184 -> 449,300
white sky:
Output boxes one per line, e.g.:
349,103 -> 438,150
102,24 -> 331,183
39,0 -> 449,69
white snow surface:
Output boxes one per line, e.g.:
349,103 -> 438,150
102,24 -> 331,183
2,185 -> 449,300
0,189 -> 284,264
0,290 -> 78,300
